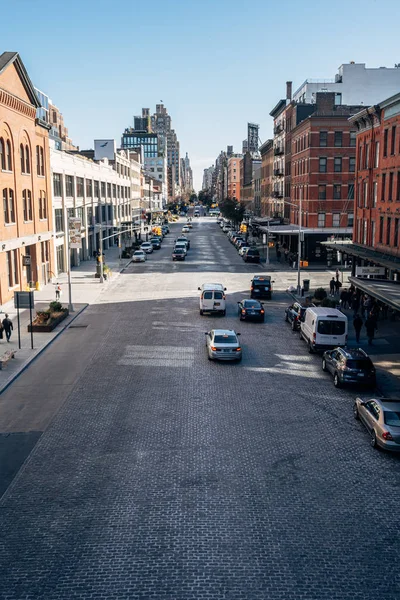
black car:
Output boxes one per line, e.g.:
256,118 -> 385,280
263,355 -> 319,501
238,299 -> 265,322
150,237 -> 161,249
172,248 -> 186,261
285,302 -> 309,331
322,347 -> 376,389
243,248 -> 260,263
250,275 -> 274,299
162,225 -> 169,234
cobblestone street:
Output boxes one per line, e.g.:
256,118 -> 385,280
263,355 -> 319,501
1,219 -> 400,599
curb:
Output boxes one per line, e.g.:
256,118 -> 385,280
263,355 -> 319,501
0,304 -> 88,397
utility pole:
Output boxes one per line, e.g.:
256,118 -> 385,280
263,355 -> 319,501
99,222 -> 104,283
297,190 -> 302,295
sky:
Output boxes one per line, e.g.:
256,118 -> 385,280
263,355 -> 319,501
2,0 -> 400,190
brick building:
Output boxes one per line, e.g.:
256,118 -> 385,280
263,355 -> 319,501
260,139 -> 273,216
227,155 -> 242,200
0,52 -> 54,306
289,92 -> 362,261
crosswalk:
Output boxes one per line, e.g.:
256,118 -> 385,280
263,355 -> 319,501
118,345 -> 195,367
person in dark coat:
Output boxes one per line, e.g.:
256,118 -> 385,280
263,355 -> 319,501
2,314 -> 13,342
340,289 -> 349,309
353,314 -> 363,344
352,293 -> 360,316
334,278 -> 341,295
365,314 -> 378,345
329,277 -> 335,296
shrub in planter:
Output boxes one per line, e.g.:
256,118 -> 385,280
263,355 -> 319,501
321,297 -> 338,308
28,302 -> 69,332
49,301 -> 63,312
314,287 -> 327,301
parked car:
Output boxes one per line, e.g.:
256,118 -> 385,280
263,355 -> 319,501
162,225 -> 170,234
353,397 -> 400,451
150,238 -> 161,249
172,248 -> 186,261
322,347 -> 376,388
243,248 -> 260,263
285,301 -> 309,331
239,246 -> 250,257
250,275 -> 274,299
300,307 -> 348,353
205,329 -> 242,362
132,250 -> 147,263
237,299 -> 265,322
140,242 -> 154,254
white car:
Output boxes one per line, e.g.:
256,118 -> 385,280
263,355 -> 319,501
239,246 -> 250,256
205,329 -> 242,362
132,250 -> 147,262
182,226 -> 190,233
140,242 -> 153,254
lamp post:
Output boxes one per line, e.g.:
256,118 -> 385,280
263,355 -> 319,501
297,190 -> 302,295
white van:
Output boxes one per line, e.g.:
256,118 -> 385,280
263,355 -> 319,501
300,307 -> 347,353
198,283 -> 227,316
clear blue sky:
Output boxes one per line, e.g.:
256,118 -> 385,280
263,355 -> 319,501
2,0 -> 400,190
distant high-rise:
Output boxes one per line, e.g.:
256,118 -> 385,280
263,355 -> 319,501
151,103 -> 180,198
202,166 -> 215,191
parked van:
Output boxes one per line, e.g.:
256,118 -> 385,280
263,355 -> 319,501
300,307 -> 347,353
198,283 -> 227,316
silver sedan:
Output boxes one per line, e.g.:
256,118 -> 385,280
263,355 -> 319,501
132,250 -> 147,263
205,329 -> 242,362
353,397 -> 400,451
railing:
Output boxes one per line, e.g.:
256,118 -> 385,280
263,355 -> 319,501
274,146 -> 284,156
274,124 -> 283,134
274,168 -> 284,176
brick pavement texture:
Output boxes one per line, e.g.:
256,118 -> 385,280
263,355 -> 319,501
1,222 -> 400,600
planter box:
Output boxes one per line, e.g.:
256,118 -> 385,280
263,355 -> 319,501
28,310 -> 69,332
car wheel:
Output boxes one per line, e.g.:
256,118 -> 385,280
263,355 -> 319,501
285,313 -> 289,322
371,429 -> 378,449
334,373 -> 341,388
353,404 -> 359,420
308,341 -> 314,354
222,310 -> 226,316
199,309 -> 203,315
291,320 -> 296,331
322,358 -> 327,372
236,356 -> 242,362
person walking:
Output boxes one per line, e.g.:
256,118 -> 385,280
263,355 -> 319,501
365,314 -> 378,345
55,283 -> 62,300
353,314 -> 363,344
352,292 -> 360,316
329,277 -> 335,296
2,314 -> 13,342
0,320 -> 3,342
340,288 -> 349,309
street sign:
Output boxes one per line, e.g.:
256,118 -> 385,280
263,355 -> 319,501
356,266 -> 386,277
14,291 -> 34,309
69,217 -> 82,249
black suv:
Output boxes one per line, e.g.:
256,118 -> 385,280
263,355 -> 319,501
285,302 -> 308,331
250,275 -> 274,299
322,347 -> 376,389
243,248 -> 260,263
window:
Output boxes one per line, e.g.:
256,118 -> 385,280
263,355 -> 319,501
94,180 -> 99,198
6,140 -> 12,171
394,218 -> 400,247
363,181 -> 368,208
371,220 -> 375,245
350,131 -> 356,147
53,173 -> 62,196
349,157 -> 356,173
6,251 -> 13,288
107,183 -> 111,198
381,173 -> 386,202
334,157 -> 342,173
13,249 -> 19,285
318,185 -> 326,200
39,191 -> 47,220
319,157 -> 327,173
113,184 -> 116,198
348,213 -> 354,227
388,172 -> 394,201
101,182 -> 106,197
76,177 -> 84,197
373,181 -> 378,206
383,129 -> 388,157
374,141 -> 380,168
364,144 -> 370,169
22,190 -> 33,221
391,126 -> 396,155
358,144 -> 363,170
20,144 -> 25,173
25,145 -> 30,173
0,138 -> 4,169
334,93 -> 342,106
319,131 -> 328,147
317,320 -> 345,335
65,175 -> 74,197
86,179 -> 93,198
55,208 -> 63,232
397,172 -> 400,202
318,212 -> 326,227
333,184 -> 341,200
386,217 -> 391,245
334,131 -> 342,147
379,216 -> 384,243
332,213 -> 340,227
348,183 -> 354,200
36,145 -> 44,176
3,188 -> 15,224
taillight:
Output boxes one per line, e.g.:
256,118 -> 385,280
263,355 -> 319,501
241,310 -> 246,315
260,309 -> 265,314
223,295 -> 226,300
236,347 -> 242,352
211,346 -> 217,351
382,431 -> 393,441
313,333 -> 316,341
251,287 -> 254,290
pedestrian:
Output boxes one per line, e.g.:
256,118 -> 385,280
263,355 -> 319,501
2,314 -> 13,342
353,314 -> 363,344
55,283 -> 62,300
277,249 -> 281,262
365,314 -> 378,345
340,288 -> 349,309
352,293 -> 360,316
335,269 -> 340,282
334,278 -> 341,295
0,320 -> 3,342
329,277 -> 336,296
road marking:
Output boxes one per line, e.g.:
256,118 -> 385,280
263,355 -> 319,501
118,345 -> 194,367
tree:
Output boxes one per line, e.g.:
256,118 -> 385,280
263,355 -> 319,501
190,193 -> 197,203
198,190 -> 213,207
219,198 -> 245,226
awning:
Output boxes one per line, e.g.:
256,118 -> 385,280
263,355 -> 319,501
349,277 -> 400,312
258,225 -> 353,236
322,241 -> 400,273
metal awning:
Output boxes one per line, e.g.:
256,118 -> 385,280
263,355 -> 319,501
323,241 -> 400,272
259,225 -> 353,236
349,277 -> 400,312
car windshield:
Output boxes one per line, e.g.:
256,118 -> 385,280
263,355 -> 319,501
174,249 -> 184,254
244,300 -> 260,307
214,334 -> 237,344
346,359 -> 372,370
254,281 -> 269,287
247,250 -> 260,256
134,251 -> 143,255
317,320 -> 345,335
384,411 -> 400,427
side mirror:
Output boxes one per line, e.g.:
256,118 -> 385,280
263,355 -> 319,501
224,287 -> 227,291
198,287 -> 201,291
204,332 -> 209,335
237,332 -> 241,336
272,280 -> 275,283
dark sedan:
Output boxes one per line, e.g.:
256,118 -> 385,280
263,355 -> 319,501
150,237 -> 162,249
237,299 -> 265,322
172,247 -> 186,261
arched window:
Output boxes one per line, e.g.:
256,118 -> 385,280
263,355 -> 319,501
3,188 -> 15,224
20,144 -> 25,173
6,140 -> 12,171
0,138 -> 5,170
25,145 -> 30,174
36,145 -> 40,175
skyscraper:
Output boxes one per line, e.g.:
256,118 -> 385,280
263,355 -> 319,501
151,104 -> 180,199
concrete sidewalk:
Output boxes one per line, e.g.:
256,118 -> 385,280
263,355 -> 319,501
0,246 -> 132,394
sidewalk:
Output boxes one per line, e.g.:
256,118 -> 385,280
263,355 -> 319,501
288,284 -> 400,396
0,246 -> 132,394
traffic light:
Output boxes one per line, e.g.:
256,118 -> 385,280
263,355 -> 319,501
240,224 -> 247,233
